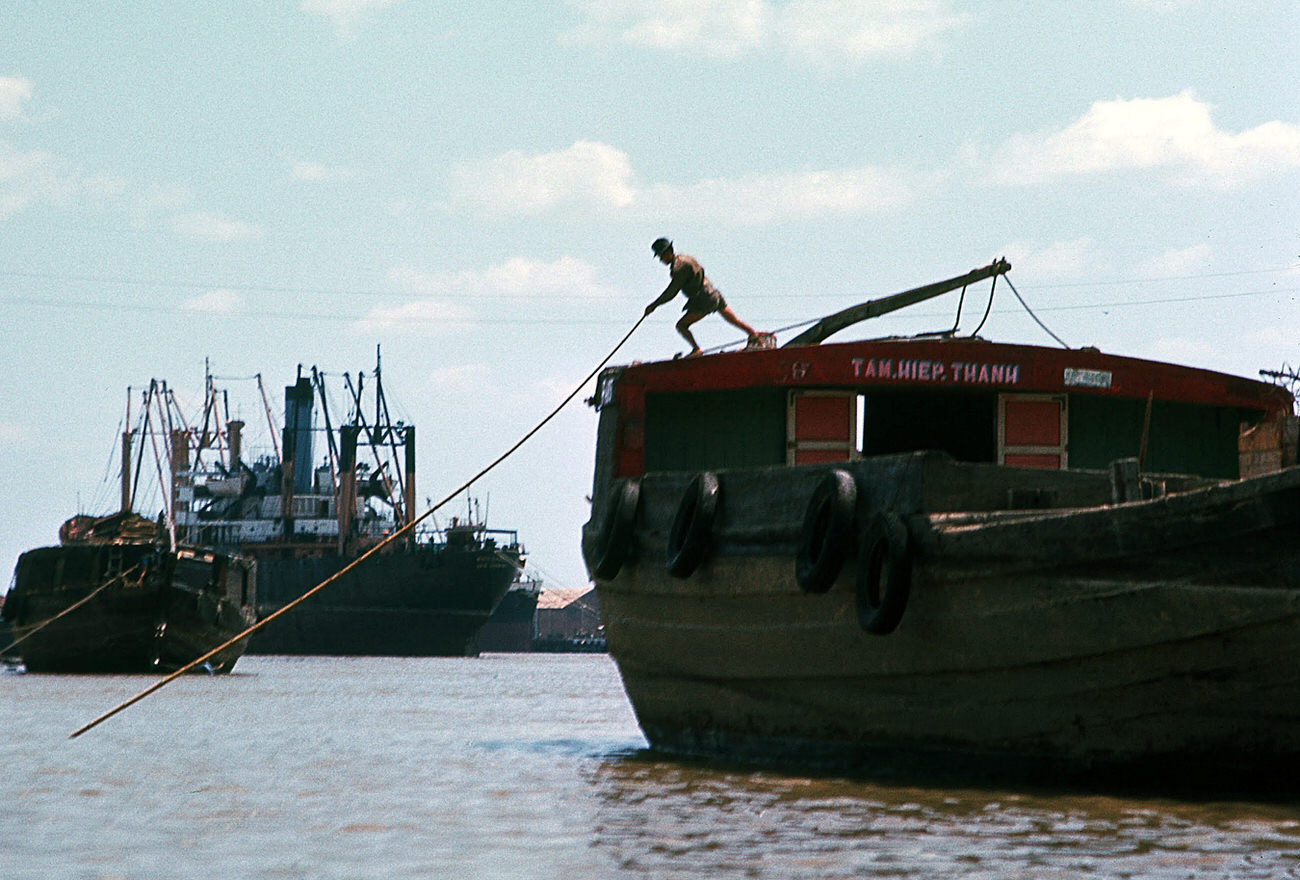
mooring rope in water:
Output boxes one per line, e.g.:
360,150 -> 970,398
69,314 -> 648,739
2,563 -> 145,657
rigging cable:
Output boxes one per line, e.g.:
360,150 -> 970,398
69,313 -> 650,739
949,283 -> 969,335
970,273 -> 999,338
1004,275 -> 1070,349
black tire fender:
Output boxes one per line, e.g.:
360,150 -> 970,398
795,469 -> 857,593
589,479 -> 641,580
666,472 -> 720,578
856,512 -> 912,635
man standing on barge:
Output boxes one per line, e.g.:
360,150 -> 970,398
644,237 -> 774,357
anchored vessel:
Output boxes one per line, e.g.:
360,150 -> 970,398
175,356 -> 523,656
476,574 -> 543,652
583,259 -> 1300,789
3,382 -> 257,674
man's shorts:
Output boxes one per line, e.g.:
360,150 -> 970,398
683,289 -> 726,315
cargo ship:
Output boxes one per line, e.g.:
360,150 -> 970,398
174,353 -> 523,656
583,257 -> 1300,790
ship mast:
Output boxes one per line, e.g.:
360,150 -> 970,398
120,387 -> 133,513
334,346 -> 416,550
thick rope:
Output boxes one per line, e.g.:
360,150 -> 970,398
69,314 -> 648,738
2,563 -> 145,657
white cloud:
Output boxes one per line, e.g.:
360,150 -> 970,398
359,256 -> 615,338
426,363 -> 491,389
448,141 -> 637,215
475,256 -> 616,297
530,375 -> 588,408
563,0 -> 965,62
1147,336 -> 1220,367
647,165 -> 916,223
449,140 -> 918,222
776,0 -> 968,65
182,289 -> 245,314
1121,0 -> 1202,9
352,299 -> 472,337
987,91 -> 1300,188
0,76 -> 33,120
0,141 -> 48,184
171,211 -> 260,242
1136,243 -> 1212,277
390,256 -> 614,299
1000,237 -> 1100,280
1239,323 -> 1299,349
0,420 -> 31,445
0,141 -> 60,217
0,142 -> 241,242
131,184 -> 190,224
589,0 -> 768,57
563,0 -> 766,57
291,159 -> 359,182
301,0 -> 399,37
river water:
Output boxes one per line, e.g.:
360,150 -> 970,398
3,654 -> 1299,879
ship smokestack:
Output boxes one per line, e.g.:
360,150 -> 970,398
228,419 -> 244,469
338,424 -> 359,554
284,377 -> 314,495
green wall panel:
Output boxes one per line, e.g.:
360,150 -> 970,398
645,389 -> 787,472
1068,395 -> 1246,478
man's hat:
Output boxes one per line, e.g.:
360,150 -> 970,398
651,237 -> 673,257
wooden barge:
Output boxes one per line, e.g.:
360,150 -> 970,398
3,513 -> 256,674
582,259 -> 1300,790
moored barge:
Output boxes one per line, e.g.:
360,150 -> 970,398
583,258 -> 1300,789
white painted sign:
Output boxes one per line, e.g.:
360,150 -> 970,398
850,358 -> 1022,385
1063,368 -> 1113,389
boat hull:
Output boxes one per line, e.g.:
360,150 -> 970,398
245,543 -> 519,656
587,454 -> 1300,788
3,543 -> 256,674
477,583 -> 541,652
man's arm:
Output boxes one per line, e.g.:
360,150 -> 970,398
645,277 -> 681,314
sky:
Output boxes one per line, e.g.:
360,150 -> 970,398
2,0 -> 1298,598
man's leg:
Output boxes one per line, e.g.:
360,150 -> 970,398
676,312 -> 706,354
718,306 -> 761,339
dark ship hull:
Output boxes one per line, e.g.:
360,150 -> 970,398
476,578 -> 541,652
3,541 -> 256,674
246,542 -> 520,656
0,603 -> 14,663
